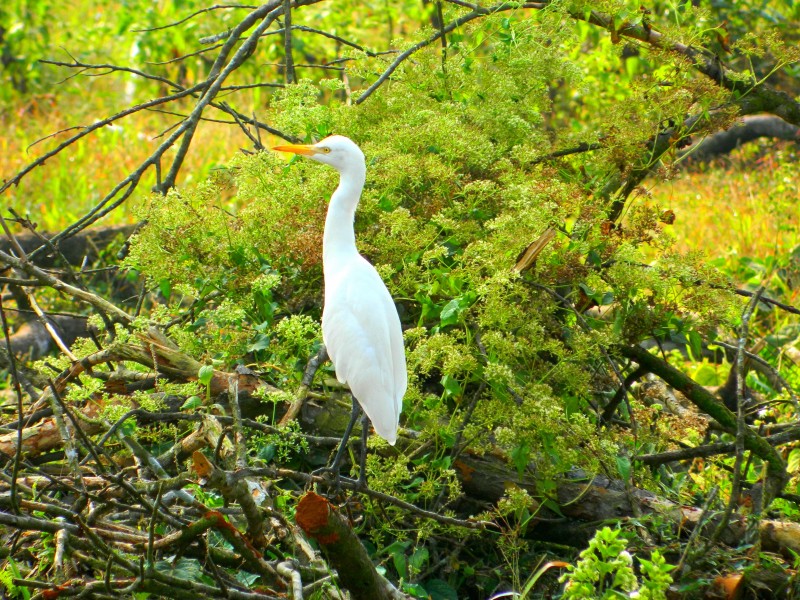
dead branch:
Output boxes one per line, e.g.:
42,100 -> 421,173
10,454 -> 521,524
191,451 -> 268,548
0,224 -> 135,268
0,246 -> 132,323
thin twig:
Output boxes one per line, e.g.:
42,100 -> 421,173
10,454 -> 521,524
237,466 -> 495,530
635,425 -> 800,464
25,293 -> 77,361
357,2 -> 545,104
676,485 -> 718,574
0,248 -> 132,323
132,4 -> 258,32
279,346 -> 328,426
0,300 -> 25,513
228,375 -> 247,469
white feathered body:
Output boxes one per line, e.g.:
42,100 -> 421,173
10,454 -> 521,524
322,255 -> 406,444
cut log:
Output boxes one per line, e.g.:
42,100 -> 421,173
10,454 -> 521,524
296,491 -> 394,600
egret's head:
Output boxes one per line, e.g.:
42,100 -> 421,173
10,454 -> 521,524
273,135 -> 364,173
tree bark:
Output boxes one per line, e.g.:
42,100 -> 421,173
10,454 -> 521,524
0,224 -> 136,268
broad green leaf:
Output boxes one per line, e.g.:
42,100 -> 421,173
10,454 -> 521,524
198,365 -> 215,386
181,396 -> 202,410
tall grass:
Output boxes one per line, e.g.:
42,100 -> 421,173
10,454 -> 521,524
655,145 -> 799,261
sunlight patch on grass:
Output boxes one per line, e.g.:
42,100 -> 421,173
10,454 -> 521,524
654,147 -> 799,262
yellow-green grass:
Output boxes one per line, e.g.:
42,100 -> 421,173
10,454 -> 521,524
654,148 -> 799,261
1,91 -> 250,232
651,145 -> 800,334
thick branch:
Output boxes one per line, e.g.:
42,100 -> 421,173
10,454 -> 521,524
619,344 -> 786,502
681,115 -> 800,162
570,7 -> 800,126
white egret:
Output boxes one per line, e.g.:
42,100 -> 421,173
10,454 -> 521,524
273,136 -> 407,479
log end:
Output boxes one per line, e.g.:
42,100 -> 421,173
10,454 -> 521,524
296,491 -> 340,545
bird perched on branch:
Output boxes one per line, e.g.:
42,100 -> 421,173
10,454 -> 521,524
273,136 -> 406,481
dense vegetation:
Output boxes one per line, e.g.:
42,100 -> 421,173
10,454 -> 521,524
0,0 -> 798,598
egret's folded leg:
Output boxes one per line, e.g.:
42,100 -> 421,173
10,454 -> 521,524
356,411 -> 370,488
328,396 -> 361,476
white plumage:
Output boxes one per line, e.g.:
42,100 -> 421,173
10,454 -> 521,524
273,135 -> 406,445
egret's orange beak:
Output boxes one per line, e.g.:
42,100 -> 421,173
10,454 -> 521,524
272,143 -> 318,156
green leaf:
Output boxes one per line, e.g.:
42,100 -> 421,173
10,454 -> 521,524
616,455 -> 632,482
564,395 -> 581,420
377,192 -> 394,211
154,557 -> 204,581
198,365 -> 215,386
694,363 -> 722,386
181,396 -> 202,410
688,330 -> 703,360
511,442 -> 531,478
401,582 -> 428,598
158,278 -> 172,301
120,419 -> 137,437
439,298 -> 462,327
258,443 -> 276,462
439,292 -> 477,327
612,308 -> 625,336
409,546 -> 429,572
235,571 -> 260,586
246,334 -> 271,352
587,249 -> 603,267
393,550 -> 408,580
441,374 -> 462,398
542,498 -> 565,517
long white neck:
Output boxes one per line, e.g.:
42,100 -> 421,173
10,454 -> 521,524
322,162 -> 367,270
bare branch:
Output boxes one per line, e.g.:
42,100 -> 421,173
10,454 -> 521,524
0,248 -> 132,323
132,4 -> 258,33
358,2 -> 546,104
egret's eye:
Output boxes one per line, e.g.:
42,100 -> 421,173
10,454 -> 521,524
321,147 -> 331,154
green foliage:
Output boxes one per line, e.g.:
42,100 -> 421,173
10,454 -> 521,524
125,8 -> 747,521
560,527 -> 674,599
0,559 -> 30,600
250,419 -> 310,463
0,0 -> 274,103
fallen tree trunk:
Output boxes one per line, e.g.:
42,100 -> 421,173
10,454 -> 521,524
297,398 -> 800,558
681,115 -> 800,162
0,224 -> 136,268
455,454 -> 800,558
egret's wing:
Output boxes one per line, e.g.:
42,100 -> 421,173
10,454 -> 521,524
323,257 -> 406,444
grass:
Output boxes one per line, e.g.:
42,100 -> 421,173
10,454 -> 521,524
1,88 -> 246,231
649,144 -> 800,321
654,145 -> 800,262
